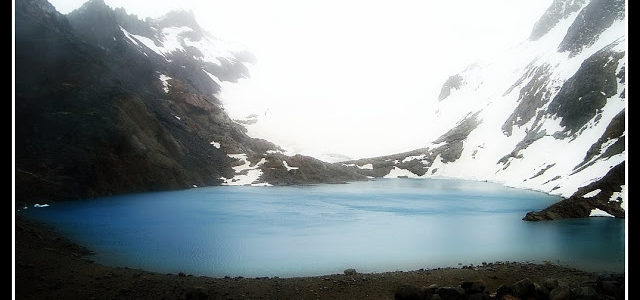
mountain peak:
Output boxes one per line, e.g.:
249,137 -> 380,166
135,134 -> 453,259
529,0 -> 587,41
153,9 -> 201,31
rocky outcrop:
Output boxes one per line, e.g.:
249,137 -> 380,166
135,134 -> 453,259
529,0 -> 587,41
558,0 -> 625,56
501,64 -> 552,137
548,45 -> 624,136
572,110 -> 625,174
438,74 -> 464,101
523,162 -> 624,221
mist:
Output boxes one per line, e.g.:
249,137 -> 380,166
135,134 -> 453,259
49,0 -> 552,161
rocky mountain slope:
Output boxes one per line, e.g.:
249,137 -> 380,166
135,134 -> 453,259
342,0 -> 626,220
15,0 -> 366,204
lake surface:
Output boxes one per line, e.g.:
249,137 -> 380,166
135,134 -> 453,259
22,178 -> 625,277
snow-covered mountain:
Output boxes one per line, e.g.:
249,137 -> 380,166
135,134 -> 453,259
343,0 -> 626,220
15,0 -> 365,203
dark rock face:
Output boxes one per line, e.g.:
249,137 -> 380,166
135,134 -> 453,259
438,74 -> 464,101
523,162 -> 624,221
433,112 -> 481,163
259,154 -> 367,185
572,110 -> 625,173
558,0 -> 625,56
530,0 -> 587,41
502,64 -> 553,137
15,0 -> 365,204
548,46 -> 624,135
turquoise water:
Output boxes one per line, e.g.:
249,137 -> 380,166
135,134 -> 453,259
22,178 -> 625,277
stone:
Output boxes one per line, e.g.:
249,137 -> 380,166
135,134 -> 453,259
185,286 -> 209,300
344,268 -> 357,275
549,286 -> 571,300
543,279 -> 559,291
436,287 -> 466,300
461,280 -> 486,293
598,280 -> 622,298
533,282 -> 549,300
395,284 -> 426,300
511,278 -> 535,298
571,286 -> 599,300
468,293 -> 489,300
496,284 -> 513,299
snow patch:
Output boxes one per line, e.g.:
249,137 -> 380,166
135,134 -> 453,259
210,141 -> 221,148
158,74 -> 172,93
383,167 -> 421,178
33,204 -> 50,208
402,155 -> 426,163
283,161 -> 299,171
358,163 -> 373,170
610,185 -> 626,210
221,154 -> 268,185
589,208 -> 615,218
583,189 -> 601,198
202,69 -> 223,87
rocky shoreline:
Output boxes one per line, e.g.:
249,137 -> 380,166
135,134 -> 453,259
15,216 -> 625,299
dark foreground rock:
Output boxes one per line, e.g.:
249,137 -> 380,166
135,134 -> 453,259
16,216 -> 625,299
395,276 -> 625,300
523,162 -> 625,221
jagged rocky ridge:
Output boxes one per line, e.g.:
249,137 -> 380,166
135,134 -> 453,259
15,0 -> 366,204
343,0 -> 626,220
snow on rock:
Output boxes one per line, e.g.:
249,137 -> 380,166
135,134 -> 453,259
283,160 -> 299,171
610,184 -> 626,210
192,184 -> 198,188
384,167 -> 421,179
158,74 -> 172,93
221,154 -> 268,186
402,155 -> 426,163
589,208 -> 615,218
583,189 -> 601,198
33,204 -> 50,208
210,141 -> 221,148
174,115 -> 181,120
358,163 -> 373,170
202,69 -> 223,87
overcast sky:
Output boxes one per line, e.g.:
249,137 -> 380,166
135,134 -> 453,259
49,0 -> 552,161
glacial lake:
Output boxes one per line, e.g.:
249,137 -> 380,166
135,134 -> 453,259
22,178 -> 625,277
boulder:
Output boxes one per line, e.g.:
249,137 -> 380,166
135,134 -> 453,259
344,268 -> 357,275
185,286 -> 209,300
543,279 -> 559,291
511,278 -> 535,298
461,280 -> 486,293
436,287 -> 466,300
395,284 -> 427,300
549,286 -> 571,300
571,286 -> 599,300
496,284 -> 513,299
533,282 -> 550,300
